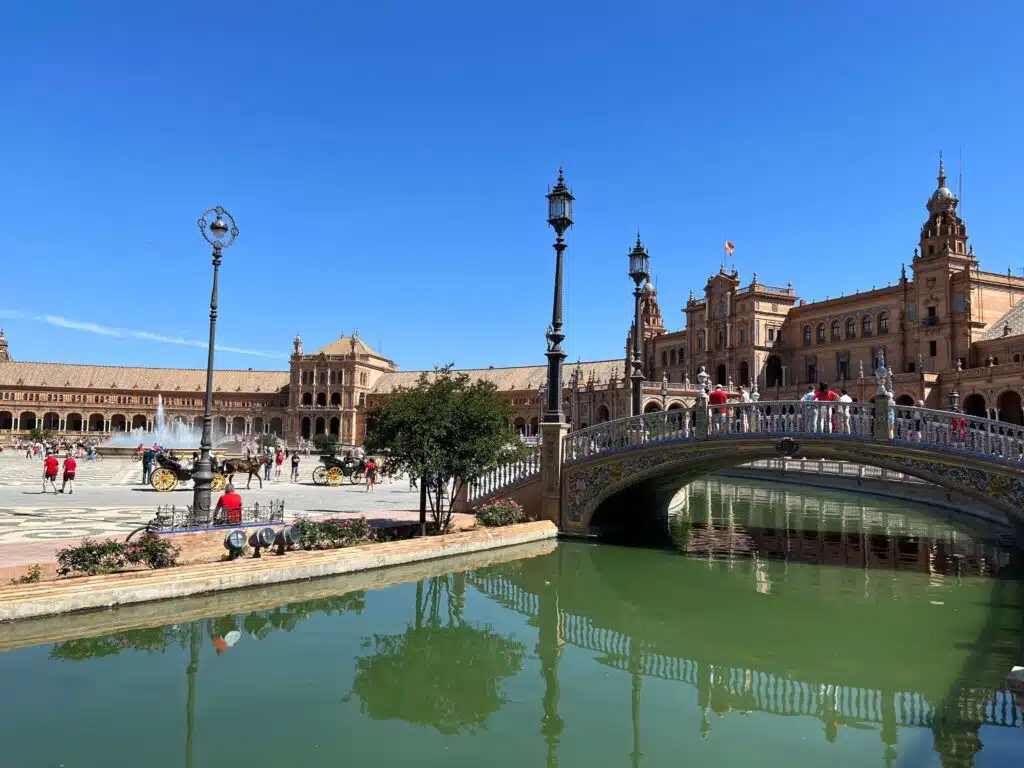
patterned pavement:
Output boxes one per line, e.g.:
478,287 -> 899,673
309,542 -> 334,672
0,454 -> 137,487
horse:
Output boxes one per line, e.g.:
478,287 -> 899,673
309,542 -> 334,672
221,455 -> 271,489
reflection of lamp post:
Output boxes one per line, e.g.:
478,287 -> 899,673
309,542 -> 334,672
628,235 -> 650,417
193,207 -> 238,519
185,623 -> 201,768
544,169 -> 574,423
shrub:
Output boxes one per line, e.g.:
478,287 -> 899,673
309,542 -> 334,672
9,564 -> 42,585
125,533 -> 180,570
475,499 -> 525,527
56,539 -> 128,577
294,516 -> 376,550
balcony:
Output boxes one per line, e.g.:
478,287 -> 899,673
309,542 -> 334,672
922,317 -> 939,328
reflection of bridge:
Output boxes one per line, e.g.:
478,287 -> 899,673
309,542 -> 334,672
470,398 -> 1024,537
467,570 -> 1022,732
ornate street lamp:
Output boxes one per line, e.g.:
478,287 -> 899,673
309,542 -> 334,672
628,234 -> 650,417
544,168 -> 574,423
193,206 -> 238,520
949,359 -> 962,411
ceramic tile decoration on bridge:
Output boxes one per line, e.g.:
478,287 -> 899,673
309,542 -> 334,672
473,352 -> 1024,539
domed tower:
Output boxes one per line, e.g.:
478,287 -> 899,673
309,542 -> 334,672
292,330 -> 303,357
917,153 -> 971,265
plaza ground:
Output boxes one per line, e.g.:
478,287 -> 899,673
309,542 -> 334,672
0,454 -> 432,572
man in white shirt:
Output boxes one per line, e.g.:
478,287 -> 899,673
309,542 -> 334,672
838,387 -> 853,433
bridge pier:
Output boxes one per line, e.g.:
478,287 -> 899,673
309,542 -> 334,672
540,421 -> 569,525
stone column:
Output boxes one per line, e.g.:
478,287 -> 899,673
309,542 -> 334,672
539,421 -> 569,526
695,390 -> 709,439
873,391 -> 893,441
451,480 -> 470,515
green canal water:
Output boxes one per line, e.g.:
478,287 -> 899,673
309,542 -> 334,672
1,478 -> 1023,767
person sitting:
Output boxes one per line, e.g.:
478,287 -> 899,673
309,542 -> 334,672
215,483 -> 244,525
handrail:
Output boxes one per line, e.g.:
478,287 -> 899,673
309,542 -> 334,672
468,449 -> 541,503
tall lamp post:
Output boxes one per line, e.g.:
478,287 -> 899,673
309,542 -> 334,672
544,168 -> 574,423
193,207 -> 238,519
628,234 -> 650,417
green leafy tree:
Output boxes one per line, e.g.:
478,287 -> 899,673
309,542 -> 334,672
364,365 -> 527,533
28,428 -> 55,442
311,434 -> 340,455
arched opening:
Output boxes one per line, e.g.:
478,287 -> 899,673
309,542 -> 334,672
862,315 -> 873,337
716,364 -> 727,386
66,413 -> 83,431
0,411 -> 12,430
253,417 -> 264,434
997,391 -> 1023,425
110,414 -> 127,432
529,417 -> 539,435
330,392 -> 341,407
896,394 -> 914,407
314,417 -> 326,435
231,417 -> 245,435
215,416 -> 227,436
667,402 -> 682,410
816,324 -> 825,343
43,412 -> 61,431
193,415 -> 202,430
269,417 -> 283,436
300,417 -> 311,440
802,326 -> 811,345
316,392 -> 327,407
513,417 -> 526,435
644,402 -> 662,413
597,405 -> 610,423
962,393 -> 987,418
830,321 -> 840,341
89,413 -> 105,431
329,416 -> 340,437
302,392 -> 312,406
131,414 -> 147,430
20,411 -> 37,430
845,318 -> 856,339
765,355 -> 783,388
739,361 -> 749,387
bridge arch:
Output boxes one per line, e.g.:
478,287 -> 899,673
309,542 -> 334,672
564,438 -> 1024,536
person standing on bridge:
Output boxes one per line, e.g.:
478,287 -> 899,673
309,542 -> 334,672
814,382 -> 839,433
708,385 -> 728,434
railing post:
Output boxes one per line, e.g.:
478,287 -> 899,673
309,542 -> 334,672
873,391 -> 893,442
540,421 -> 570,526
695,390 -> 709,440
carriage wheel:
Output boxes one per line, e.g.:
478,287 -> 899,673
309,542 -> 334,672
150,468 -> 178,492
327,467 -> 345,486
212,474 -> 227,492
348,469 -> 365,485
312,466 -> 328,485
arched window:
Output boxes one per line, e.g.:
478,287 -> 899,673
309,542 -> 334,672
803,326 -> 812,346
862,315 -> 873,337
714,302 -> 725,318
669,349 -> 676,366
816,324 -> 825,343
830,321 -> 840,341
878,312 -> 889,335
697,332 -> 704,352
845,318 -> 856,339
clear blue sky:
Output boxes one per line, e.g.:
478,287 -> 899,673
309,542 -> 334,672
1,1 -> 1020,372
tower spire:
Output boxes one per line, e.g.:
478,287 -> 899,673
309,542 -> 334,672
937,150 -> 946,188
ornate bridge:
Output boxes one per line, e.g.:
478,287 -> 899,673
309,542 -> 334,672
470,393 -> 1024,537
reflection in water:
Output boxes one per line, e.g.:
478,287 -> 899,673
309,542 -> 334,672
18,482 -> 1024,766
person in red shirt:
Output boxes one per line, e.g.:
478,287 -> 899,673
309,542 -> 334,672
813,382 -> 840,433
42,453 -> 59,493
707,385 -> 728,433
60,453 -> 77,494
215,483 -> 244,525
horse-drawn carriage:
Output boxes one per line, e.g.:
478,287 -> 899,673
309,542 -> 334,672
150,453 -> 227,492
312,454 -> 367,486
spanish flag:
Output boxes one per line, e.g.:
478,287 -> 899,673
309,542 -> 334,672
724,240 -> 735,256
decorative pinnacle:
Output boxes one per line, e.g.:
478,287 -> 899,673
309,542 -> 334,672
636,230 -> 642,248
557,165 -> 564,184
938,150 -> 946,187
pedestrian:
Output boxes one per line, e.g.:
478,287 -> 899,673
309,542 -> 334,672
142,445 -> 156,485
838,388 -> 853,433
274,449 -> 284,481
42,452 -> 59,493
365,456 -> 377,492
215,483 -> 244,525
813,382 -> 839,433
290,451 -> 300,482
60,452 -> 77,494
263,454 -> 272,481
708,385 -> 728,433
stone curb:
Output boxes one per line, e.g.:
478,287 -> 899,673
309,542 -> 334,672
0,521 -> 558,622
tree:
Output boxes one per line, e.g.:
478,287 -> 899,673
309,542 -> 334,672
364,365 -> 527,533
310,434 -> 340,455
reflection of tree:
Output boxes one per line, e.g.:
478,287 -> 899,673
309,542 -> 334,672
349,574 -> 525,734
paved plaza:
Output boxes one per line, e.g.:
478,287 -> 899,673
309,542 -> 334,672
0,454 -> 423,567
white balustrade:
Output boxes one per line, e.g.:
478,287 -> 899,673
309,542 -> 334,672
468,449 -> 542,503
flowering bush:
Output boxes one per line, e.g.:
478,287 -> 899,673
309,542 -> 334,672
294,516 -> 376,550
475,499 -> 525,528
56,534 -> 179,577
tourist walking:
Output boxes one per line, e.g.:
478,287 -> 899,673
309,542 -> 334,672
801,385 -> 816,432
263,453 -> 272,482
365,456 -> 378,492
274,449 -> 284,481
60,453 -> 77,494
290,452 -> 300,482
42,452 -> 59,493
142,446 -> 156,485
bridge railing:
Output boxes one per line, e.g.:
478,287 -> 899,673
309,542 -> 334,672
468,449 -> 541,503
564,408 -> 697,462
892,405 -> 1024,462
712,400 -> 875,438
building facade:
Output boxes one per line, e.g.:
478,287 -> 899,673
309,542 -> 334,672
1,160 -> 1022,441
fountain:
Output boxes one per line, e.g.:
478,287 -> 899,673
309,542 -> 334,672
102,394 -> 208,450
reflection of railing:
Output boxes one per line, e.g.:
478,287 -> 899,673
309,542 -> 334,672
467,571 -> 1023,729
740,458 -> 927,484
468,451 -> 542,504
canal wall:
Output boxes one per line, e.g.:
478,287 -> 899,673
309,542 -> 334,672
0,521 -> 558,623
717,464 -> 1011,529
